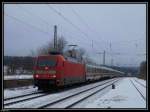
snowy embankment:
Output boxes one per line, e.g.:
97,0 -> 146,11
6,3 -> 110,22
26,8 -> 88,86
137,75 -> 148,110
73,77 -> 146,108
135,77 -> 146,86
4,77 -> 146,108
4,86 -> 38,99
4,75 -> 33,80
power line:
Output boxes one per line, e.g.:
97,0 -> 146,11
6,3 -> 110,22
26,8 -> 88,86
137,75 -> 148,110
46,5 -> 90,41
58,25 -> 92,47
6,10 -> 92,53
16,5 -> 53,28
46,5 -> 100,50
5,13 -> 49,35
71,7 -> 93,32
5,9 -> 92,51
71,7 -> 105,45
111,37 -> 145,45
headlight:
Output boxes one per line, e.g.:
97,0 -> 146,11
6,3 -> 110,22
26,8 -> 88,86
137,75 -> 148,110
35,74 -> 39,78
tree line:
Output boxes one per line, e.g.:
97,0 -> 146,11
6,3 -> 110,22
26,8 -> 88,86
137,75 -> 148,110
4,37 -> 95,75
138,61 -> 146,80
4,56 -> 35,75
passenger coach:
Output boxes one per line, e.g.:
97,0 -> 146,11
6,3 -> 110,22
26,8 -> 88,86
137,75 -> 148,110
33,52 -> 124,90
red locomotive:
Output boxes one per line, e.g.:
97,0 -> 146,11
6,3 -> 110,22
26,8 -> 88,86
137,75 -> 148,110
33,52 -> 124,90
33,52 -> 86,89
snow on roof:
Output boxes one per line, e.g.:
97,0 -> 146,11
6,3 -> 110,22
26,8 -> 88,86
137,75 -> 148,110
86,64 -> 124,74
65,57 -> 80,63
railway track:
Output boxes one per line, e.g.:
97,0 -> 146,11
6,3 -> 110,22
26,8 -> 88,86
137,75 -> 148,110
4,91 -> 49,106
4,91 -> 43,101
130,79 -> 146,101
134,79 -> 146,88
4,78 -> 121,108
39,78 -> 120,108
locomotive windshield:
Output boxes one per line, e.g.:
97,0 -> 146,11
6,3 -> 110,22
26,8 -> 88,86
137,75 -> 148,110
37,56 -> 57,67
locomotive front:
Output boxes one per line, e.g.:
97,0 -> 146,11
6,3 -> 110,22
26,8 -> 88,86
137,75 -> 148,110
33,54 -> 65,90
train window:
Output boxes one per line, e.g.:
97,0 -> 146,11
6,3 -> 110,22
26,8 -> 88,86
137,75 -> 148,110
37,58 -> 57,67
102,69 -> 104,73
89,68 -> 91,72
91,67 -> 93,73
91,67 -> 94,73
93,68 -> 95,72
105,70 -> 108,73
98,69 -> 100,72
87,67 -> 89,72
87,67 -> 90,72
99,69 -> 101,72
103,69 -> 106,73
90,67 -> 92,73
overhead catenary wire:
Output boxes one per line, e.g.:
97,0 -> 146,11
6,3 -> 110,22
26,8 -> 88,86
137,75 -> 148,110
5,5 -> 145,67
71,7 -> 100,52
16,4 -> 54,31
71,7 -> 145,47
71,6 -> 140,50
46,5 -> 91,41
71,7 -> 94,33
5,13 -> 49,35
71,7 -> 143,57
46,4 -> 101,53
5,6 -> 92,49
71,7 -> 106,45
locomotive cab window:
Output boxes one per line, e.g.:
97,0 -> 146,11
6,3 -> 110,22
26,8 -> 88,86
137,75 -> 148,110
37,57 -> 57,67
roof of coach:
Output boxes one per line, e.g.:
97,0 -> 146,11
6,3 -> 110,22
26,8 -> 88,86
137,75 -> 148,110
86,64 -> 124,74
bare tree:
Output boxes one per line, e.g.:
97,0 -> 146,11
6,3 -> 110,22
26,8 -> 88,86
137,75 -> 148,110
36,36 -> 67,55
30,50 -> 37,57
57,36 -> 67,53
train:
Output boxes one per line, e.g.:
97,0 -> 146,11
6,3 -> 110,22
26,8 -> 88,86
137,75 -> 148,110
33,52 -> 124,90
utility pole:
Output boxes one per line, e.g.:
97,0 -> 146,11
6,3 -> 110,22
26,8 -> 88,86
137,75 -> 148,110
111,58 -> 113,66
97,52 -> 102,65
103,50 -> 105,65
54,25 -> 57,51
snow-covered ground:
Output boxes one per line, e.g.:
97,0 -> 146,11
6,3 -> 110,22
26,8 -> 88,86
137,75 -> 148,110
4,86 -> 38,99
73,77 -> 146,108
135,77 -> 146,86
4,75 -> 33,80
3,77 -> 147,108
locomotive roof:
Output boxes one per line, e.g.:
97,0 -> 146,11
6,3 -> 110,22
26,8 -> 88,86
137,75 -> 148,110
86,64 -> 124,74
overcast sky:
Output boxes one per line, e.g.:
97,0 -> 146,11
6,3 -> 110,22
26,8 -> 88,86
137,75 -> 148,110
4,4 -> 146,67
